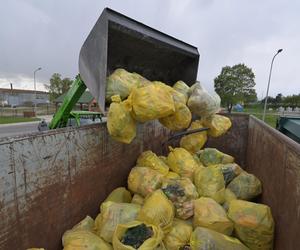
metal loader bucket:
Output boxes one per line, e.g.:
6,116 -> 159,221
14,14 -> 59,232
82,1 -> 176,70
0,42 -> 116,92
79,8 -> 200,111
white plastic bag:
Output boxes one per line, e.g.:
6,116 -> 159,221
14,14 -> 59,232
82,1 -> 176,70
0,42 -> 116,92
187,82 -> 220,118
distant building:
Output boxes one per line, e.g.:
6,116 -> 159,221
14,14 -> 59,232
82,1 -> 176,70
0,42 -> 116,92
0,88 -> 49,107
54,91 -> 101,112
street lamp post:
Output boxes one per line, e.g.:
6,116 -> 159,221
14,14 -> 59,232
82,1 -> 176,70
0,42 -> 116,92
33,67 -> 42,113
262,49 -> 283,122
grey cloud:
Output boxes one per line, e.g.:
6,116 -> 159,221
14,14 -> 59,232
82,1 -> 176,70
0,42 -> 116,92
0,0 -> 299,97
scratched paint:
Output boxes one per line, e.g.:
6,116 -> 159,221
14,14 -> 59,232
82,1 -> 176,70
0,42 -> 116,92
0,116 -> 299,250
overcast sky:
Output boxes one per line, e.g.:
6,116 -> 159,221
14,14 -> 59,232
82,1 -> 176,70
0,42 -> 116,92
0,0 -> 299,98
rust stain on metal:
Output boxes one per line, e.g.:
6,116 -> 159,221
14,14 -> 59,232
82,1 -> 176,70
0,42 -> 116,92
246,115 -> 300,250
0,116 -> 299,250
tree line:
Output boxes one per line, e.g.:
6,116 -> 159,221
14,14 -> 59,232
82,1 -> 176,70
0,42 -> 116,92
46,67 -> 299,112
261,93 -> 300,109
214,63 -> 299,112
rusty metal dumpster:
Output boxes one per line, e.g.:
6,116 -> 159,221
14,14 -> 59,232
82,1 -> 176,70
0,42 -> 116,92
0,113 -> 299,250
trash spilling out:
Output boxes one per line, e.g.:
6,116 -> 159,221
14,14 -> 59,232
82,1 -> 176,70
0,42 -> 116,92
29,69 -> 275,250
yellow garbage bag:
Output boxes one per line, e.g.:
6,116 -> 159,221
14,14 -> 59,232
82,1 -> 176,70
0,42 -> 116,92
131,194 -> 144,205
167,147 -> 199,180
163,219 -> 193,250
179,120 -> 208,154
217,163 -> 243,185
113,221 -> 164,250
128,167 -> 163,197
228,200 -> 274,250
107,95 -> 136,144
130,84 -> 175,122
101,187 -> 132,210
199,148 -> 234,166
202,114 -> 232,137
106,68 -> 151,101
158,156 -> 168,164
131,72 -> 152,87
138,190 -> 175,233
161,177 -> 199,219
162,178 -> 198,203
137,151 -> 169,175
194,165 -> 225,204
187,82 -> 221,118
173,80 -> 190,101
193,197 -> 233,235
165,171 -> 180,180
190,227 -> 249,250
72,215 -> 95,232
223,188 -> 237,211
96,201 -> 141,243
192,154 -> 205,168
227,172 -> 262,200
159,101 -> 192,131
94,213 -> 102,232
154,81 -> 186,104
62,229 -> 112,250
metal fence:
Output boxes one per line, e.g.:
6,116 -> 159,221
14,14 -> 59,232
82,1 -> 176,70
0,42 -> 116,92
0,104 -> 56,117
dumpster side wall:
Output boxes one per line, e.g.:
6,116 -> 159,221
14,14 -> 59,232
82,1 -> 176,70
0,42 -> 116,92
206,113 -> 249,167
246,115 -> 300,250
0,121 -> 169,250
1,114 -> 299,250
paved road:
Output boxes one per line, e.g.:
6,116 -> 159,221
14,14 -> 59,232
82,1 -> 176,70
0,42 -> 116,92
0,115 -> 53,139
0,115 -> 106,139
0,121 -> 40,138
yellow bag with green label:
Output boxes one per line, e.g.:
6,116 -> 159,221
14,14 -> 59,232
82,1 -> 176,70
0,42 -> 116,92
107,95 -> 137,144
159,101 -> 191,131
113,221 -> 164,250
130,84 -> 175,122
199,148 -> 234,166
227,172 -> 262,200
190,227 -> 249,250
163,219 -> 193,250
96,201 -> 141,243
193,197 -> 233,236
128,167 -> 163,197
167,147 -> 199,180
180,120 -> 207,154
137,151 -> 169,176
62,229 -> 112,250
194,165 -> 225,204
201,114 -> 232,137
228,200 -> 274,250
138,190 -> 175,233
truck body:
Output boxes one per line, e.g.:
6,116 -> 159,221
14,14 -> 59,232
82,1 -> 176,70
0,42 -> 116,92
0,113 -> 299,250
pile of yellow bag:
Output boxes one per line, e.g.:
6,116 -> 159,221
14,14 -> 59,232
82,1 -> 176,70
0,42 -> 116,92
55,146 -> 273,250
26,71 -> 274,250
106,68 -> 232,144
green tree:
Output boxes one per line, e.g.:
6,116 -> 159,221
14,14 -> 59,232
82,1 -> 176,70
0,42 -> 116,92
45,73 -> 73,101
214,63 -> 257,112
275,93 -> 283,104
283,94 -> 300,109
